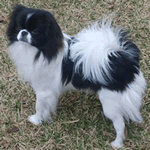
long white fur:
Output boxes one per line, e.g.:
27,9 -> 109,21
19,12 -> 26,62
70,20 -> 124,84
121,71 -> 146,122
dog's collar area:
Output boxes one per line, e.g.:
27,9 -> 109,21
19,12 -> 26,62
67,36 -> 77,47
62,36 -> 77,86
67,36 -> 78,56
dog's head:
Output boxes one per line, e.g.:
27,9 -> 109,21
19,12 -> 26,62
7,5 -> 64,61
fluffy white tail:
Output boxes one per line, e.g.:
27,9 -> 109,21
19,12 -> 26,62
70,20 -> 123,84
121,71 -> 146,122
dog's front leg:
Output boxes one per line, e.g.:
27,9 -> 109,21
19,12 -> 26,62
28,90 -> 59,125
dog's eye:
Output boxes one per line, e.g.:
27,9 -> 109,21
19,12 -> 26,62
32,30 -> 39,34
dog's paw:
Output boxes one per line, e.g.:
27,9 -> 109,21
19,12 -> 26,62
28,114 -> 42,125
111,140 -> 123,149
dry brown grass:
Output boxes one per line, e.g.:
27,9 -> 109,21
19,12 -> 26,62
0,0 -> 150,149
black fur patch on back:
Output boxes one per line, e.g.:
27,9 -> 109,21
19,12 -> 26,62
62,30 -> 140,92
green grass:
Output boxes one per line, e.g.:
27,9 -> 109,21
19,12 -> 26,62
0,0 -> 150,149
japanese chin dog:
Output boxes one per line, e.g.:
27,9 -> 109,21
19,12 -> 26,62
7,5 -> 146,148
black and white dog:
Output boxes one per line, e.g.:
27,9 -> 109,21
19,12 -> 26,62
7,5 -> 146,148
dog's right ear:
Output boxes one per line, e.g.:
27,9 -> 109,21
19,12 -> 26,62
9,4 -> 25,21
13,4 -> 25,14
7,4 -> 26,42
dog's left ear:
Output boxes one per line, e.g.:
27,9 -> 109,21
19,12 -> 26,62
37,12 -> 63,62
46,12 -> 64,49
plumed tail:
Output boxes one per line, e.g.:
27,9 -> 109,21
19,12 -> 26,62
70,19 -> 140,86
121,71 -> 146,122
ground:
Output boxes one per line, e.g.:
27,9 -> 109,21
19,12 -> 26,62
0,0 -> 150,149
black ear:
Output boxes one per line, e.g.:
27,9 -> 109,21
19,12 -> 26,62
11,4 -> 26,20
7,4 -> 26,42
39,12 -> 64,62
13,4 -> 25,14
46,12 -> 64,47
40,20 -> 64,62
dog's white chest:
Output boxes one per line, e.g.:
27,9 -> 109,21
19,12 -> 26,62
8,41 -> 38,82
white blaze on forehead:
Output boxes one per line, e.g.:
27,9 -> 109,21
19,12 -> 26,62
26,13 -> 34,23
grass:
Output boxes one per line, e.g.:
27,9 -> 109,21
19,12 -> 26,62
0,0 -> 150,149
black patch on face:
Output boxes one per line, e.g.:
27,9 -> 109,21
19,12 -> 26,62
7,4 -> 64,62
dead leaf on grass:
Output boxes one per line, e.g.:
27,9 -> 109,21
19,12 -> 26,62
7,126 -> 19,133
0,15 -> 7,23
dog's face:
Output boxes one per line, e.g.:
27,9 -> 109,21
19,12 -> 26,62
16,12 -> 45,45
7,5 -> 64,61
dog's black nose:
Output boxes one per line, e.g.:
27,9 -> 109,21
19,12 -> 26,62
22,31 -> 28,36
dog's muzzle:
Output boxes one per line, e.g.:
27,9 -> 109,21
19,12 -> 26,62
17,29 -> 32,44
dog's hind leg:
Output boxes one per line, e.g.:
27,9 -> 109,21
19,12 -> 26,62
98,89 -> 125,148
